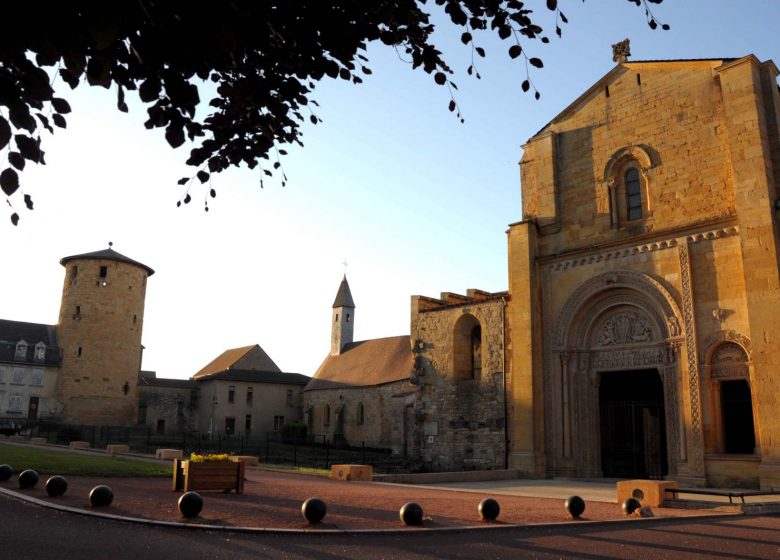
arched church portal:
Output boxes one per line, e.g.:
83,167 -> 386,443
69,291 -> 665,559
549,271 -> 685,479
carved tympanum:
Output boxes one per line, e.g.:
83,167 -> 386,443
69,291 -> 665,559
596,311 -> 654,346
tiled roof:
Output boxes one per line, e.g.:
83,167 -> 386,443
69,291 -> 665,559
196,369 -> 310,385
332,275 -> 355,308
305,335 -> 413,391
60,247 -> 155,276
192,344 -> 281,379
0,319 -> 60,366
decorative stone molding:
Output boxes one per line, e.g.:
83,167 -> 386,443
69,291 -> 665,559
602,145 -> 654,184
595,310 -> 654,346
678,242 -> 704,475
548,226 -> 739,273
612,38 -> 631,63
699,331 -> 752,364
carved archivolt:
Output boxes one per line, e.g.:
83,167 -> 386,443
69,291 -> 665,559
602,145 -> 655,184
699,331 -> 752,364
554,270 -> 683,349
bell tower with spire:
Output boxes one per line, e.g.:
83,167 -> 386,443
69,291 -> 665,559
331,275 -> 355,355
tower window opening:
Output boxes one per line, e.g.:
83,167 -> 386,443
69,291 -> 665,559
77,346 -> 82,357
99,266 -> 108,278
335,314 -> 339,322
636,73 -> 641,86
346,313 -> 351,323
605,85 -> 610,98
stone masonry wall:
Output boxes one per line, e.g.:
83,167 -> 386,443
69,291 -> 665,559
304,381 -> 416,454
411,298 -> 506,471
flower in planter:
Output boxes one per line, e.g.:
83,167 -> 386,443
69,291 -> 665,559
189,453 -> 230,463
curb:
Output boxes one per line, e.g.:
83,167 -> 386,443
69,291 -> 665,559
0,485 -> 744,536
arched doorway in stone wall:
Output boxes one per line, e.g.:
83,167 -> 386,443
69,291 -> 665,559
549,271 -> 686,479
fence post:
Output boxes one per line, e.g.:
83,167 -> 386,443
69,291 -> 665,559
325,437 -> 330,470
361,441 -> 365,464
265,432 -> 270,464
293,439 -> 297,467
146,429 -> 151,454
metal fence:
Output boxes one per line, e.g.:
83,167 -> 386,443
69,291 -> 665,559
22,422 -> 407,473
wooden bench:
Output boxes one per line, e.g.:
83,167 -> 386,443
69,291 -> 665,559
106,444 -> 130,455
665,487 -> 780,504
156,448 -> 183,460
229,455 -> 259,466
69,441 -> 89,449
330,464 -> 373,482
30,437 -> 47,445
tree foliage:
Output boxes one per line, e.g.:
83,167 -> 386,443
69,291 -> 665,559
0,0 -> 667,224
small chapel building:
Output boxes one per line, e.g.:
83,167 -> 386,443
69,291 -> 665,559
304,276 -> 507,471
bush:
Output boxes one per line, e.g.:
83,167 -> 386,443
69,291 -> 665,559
281,422 -> 307,442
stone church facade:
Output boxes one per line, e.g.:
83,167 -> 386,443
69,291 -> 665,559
506,52 -> 780,489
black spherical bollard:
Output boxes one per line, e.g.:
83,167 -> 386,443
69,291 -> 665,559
301,497 -> 327,524
478,498 -> 501,521
178,491 -> 203,518
45,475 -> 68,497
0,464 -> 13,482
565,495 -> 586,518
89,485 -> 114,507
399,502 -> 424,526
18,469 -> 39,489
622,497 -> 641,516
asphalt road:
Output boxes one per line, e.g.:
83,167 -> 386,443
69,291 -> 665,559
3,493 -> 780,559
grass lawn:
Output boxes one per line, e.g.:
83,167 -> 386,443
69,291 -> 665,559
0,443 -> 171,477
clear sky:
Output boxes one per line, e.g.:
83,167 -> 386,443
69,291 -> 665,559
3,1 -> 779,380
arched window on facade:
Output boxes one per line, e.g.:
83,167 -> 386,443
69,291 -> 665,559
708,342 -> 756,454
603,146 -> 655,228
625,167 -> 643,221
453,314 -> 482,380
356,402 -> 364,426
323,404 -> 330,427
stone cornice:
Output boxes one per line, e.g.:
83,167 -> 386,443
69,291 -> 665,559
546,225 -> 739,272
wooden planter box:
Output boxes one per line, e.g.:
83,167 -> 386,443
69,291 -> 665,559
172,459 -> 245,494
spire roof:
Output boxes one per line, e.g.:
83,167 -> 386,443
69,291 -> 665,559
60,246 -> 155,276
332,275 -> 355,309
